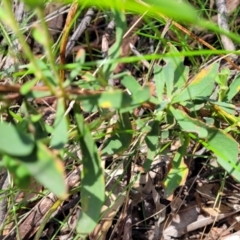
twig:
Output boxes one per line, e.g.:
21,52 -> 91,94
114,15 -> 144,74
216,0 -> 237,60
0,171 -> 9,237
65,8 -> 95,58
101,20 -> 115,58
129,43 -> 150,69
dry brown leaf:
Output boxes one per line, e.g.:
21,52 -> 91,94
163,201 -> 200,239
227,214 -> 240,231
207,226 -> 230,240
221,230 -> 240,240
196,183 -> 220,200
202,204 -> 232,217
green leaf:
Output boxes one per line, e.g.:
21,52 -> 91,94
182,101 -> 204,112
170,107 -> 208,138
130,85 -> 151,106
32,25 -> 48,46
216,67 -> 230,87
153,44 -> 189,101
20,78 -> 38,95
77,86 -> 150,112
17,141 -> 67,199
8,110 -> 23,122
193,128 -> 240,181
164,44 -> 188,97
68,0 -> 198,23
70,49 -> 86,80
74,104 -> 105,238
170,107 -> 240,181
121,75 -> 142,95
225,74 -> 240,101
22,0 -> 45,8
210,101 -> 236,115
88,111 -> 115,131
102,112 -> 132,155
79,90 -> 131,110
51,98 -> 68,149
144,0 -> 198,23
143,120 -> 160,171
25,102 -> 49,140
158,56 -> 174,99
172,63 -> 219,103
2,155 -> 31,189
26,89 -> 51,99
153,65 -> 165,102
27,59 -> 56,86
169,45 -> 189,89
163,135 -> 189,199
0,122 -> 34,156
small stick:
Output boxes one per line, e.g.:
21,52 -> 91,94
216,0 -> 237,60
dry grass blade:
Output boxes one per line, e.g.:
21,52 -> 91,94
59,1 -> 79,81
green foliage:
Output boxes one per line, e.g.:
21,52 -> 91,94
1,155 -> 31,189
50,98 -> 68,149
144,0 -> 198,22
225,74 -> 240,101
78,87 -> 150,112
163,135 -> 189,199
0,122 -> 35,156
172,63 -> 219,103
102,112 -> 133,155
143,119 -> 160,171
150,44 -> 240,196
74,105 -> 105,237
0,0 -> 240,238
22,0 -> 46,8
18,142 -> 68,199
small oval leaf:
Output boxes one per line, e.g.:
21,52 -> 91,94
172,63 -> 219,103
0,122 -> 34,156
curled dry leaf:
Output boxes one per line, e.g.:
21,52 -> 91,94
227,214 -> 240,231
